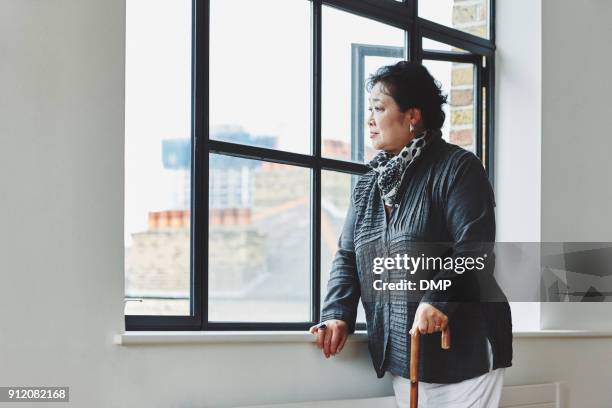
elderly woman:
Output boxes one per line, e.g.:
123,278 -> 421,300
310,61 -> 512,407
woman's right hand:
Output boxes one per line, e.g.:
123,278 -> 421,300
309,319 -> 348,358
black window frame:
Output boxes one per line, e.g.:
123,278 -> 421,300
126,0 -> 496,331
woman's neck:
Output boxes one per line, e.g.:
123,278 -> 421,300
387,128 -> 428,156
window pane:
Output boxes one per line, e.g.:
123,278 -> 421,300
124,0 -> 192,316
210,0 -> 311,154
419,0 -> 489,39
209,154 -> 311,322
321,171 -> 366,323
322,6 -> 406,163
422,60 -> 476,152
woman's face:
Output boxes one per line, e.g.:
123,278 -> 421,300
367,81 -> 421,155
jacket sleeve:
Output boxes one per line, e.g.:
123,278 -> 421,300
319,187 -> 361,334
420,153 -> 498,319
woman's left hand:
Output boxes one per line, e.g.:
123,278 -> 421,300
409,302 -> 448,335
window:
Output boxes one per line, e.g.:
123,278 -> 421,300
125,0 -> 495,330
124,0 -> 192,317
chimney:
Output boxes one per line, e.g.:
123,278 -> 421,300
148,210 -> 191,230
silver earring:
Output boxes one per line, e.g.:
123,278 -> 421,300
409,124 -> 414,133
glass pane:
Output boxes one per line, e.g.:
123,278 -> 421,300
422,60 -> 476,152
321,171 -> 366,323
209,155 -> 311,322
124,0 -> 192,316
322,5 -> 406,163
423,38 -> 469,53
419,0 -> 489,39
210,0 -> 311,154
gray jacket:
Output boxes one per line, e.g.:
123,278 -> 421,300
320,135 -> 513,383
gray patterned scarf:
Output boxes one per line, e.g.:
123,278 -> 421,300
368,129 -> 441,207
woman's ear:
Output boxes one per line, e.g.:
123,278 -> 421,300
404,108 -> 423,129
409,108 -> 422,126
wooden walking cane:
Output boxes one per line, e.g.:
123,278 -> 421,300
409,326 -> 451,408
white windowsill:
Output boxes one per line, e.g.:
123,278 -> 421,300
114,329 -> 612,346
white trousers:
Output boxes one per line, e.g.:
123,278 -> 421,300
392,339 -> 505,408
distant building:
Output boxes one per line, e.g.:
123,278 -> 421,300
161,127 -> 277,211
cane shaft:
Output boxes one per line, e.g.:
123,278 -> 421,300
409,326 -> 451,408
409,332 -> 420,408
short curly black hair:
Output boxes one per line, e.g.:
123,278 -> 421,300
366,61 -> 448,130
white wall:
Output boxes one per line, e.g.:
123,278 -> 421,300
496,0 -> 612,406
508,337 -> 612,408
539,0 -> 612,330
495,0 -> 541,244
495,0 -> 542,331
496,0 -> 612,332
0,0 -> 127,405
541,0 -> 612,242
1,0 -> 612,407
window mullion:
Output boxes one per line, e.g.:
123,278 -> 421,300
475,62 -> 484,161
311,0 -> 323,325
408,0 -> 419,62
485,55 -> 495,185
195,0 -> 209,330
